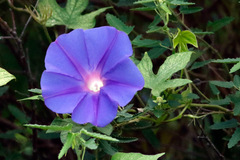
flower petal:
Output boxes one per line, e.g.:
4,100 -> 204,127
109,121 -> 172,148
44,92 -> 86,113
72,91 -> 118,127
45,42 -> 83,79
41,71 -> 84,98
55,29 -> 90,76
103,59 -> 144,89
100,31 -> 133,75
83,26 -> 118,71
102,81 -> 138,106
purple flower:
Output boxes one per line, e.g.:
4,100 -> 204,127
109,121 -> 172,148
40,26 -> 144,127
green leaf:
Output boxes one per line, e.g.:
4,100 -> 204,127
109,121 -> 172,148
207,17 -> 234,32
58,132 -> 75,159
137,52 -> 155,89
156,52 -> 192,81
24,124 -> 73,132
210,119 -> 238,130
173,29 -> 198,52
190,60 -> 212,70
112,136 -> 138,143
209,83 -> 220,95
209,81 -> 234,89
18,95 -> 43,101
170,0 -> 195,6
212,58 -> 240,63
0,67 -> 15,87
209,97 -> 231,105
28,88 -> 42,94
40,0 -> 110,29
0,86 -> 8,96
132,35 -> 160,48
134,0 -> 154,4
233,75 -> 240,88
111,152 -> 165,160
96,124 -> 113,136
156,79 -> 192,94
81,129 -> 119,142
228,92 -> 240,116
85,138 -> 98,150
8,105 -> 30,124
230,61 -> 240,73
138,52 -> 192,96
228,128 -> 240,148
106,14 -> 134,34
100,140 -> 118,155
180,7 -> 203,14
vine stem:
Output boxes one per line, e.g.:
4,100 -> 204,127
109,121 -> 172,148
43,26 -> 52,43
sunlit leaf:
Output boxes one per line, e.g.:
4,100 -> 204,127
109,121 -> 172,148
111,152 -> 165,160
0,67 -> 15,87
173,29 -> 198,52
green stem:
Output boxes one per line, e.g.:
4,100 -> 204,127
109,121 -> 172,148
136,93 -> 145,107
190,103 -> 230,113
81,147 -> 86,160
184,68 -> 192,92
192,83 -> 210,102
43,26 -> 52,43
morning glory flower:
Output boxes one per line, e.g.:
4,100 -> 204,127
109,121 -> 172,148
40,26 -> 144,127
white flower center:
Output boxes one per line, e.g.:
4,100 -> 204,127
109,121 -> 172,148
88,80 -> 103,92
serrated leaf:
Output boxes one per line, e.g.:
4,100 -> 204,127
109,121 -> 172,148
81,129 -> 119,142
0,67 -> 15,87
230,61 -> 240,73
58,132 -> 75,159
111,152 -> 165,160
132,35 -> 160,48
131,6 -> 155,11
210,119 -> 238,130
170,0 -> 195,6
28,88 -> 42,94
134,0 -> 154,4
112,136 -> 138,143
228,128 -> 240,148
117,0 -> 136,6
209,81 -> 234,89
180,6 -> 203,14
173,29 -> 198,52
106,14 -> 134,34
24,124 -> 73,132
207,17 -> 234,32
190,60 -> 212,70
212,58 -> 240,63
193,31 -> 214,35
40,0 -> 110,29
209,97 -> 231,105
8,105 -> 31,124
100,140 -> 118,155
